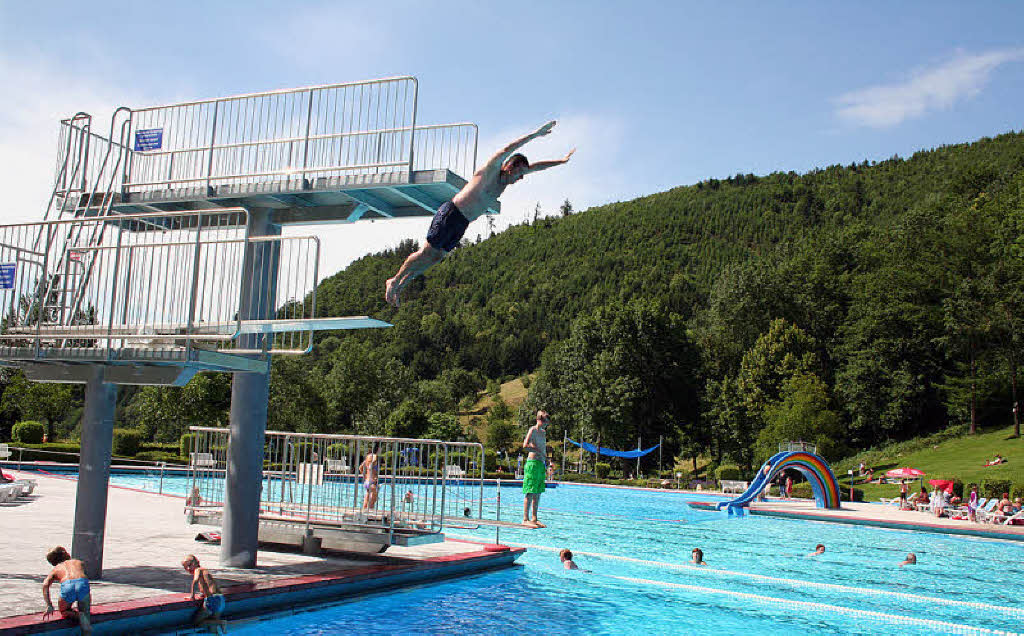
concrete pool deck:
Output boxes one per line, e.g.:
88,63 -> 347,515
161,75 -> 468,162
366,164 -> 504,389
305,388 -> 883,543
0,469 -> 522,634
687,498 -> 1024,541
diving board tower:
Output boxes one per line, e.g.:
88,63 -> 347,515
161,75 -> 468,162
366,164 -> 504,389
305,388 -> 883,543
717,445 -> 841,516
0,76 -> 497,576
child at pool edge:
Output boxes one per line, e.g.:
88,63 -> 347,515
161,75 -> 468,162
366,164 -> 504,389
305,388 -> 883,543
182,554 -> 227,632
899,553 -> 917,567
41,546 -> 92,634
691,548 -> 707,566
807,544 -> 826,557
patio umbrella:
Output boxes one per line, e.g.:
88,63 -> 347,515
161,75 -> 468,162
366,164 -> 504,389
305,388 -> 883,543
886,467 -> 925,478
928,479 -> 955,493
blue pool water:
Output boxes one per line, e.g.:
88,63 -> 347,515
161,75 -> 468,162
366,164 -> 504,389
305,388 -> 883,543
80,472 -> 1024,633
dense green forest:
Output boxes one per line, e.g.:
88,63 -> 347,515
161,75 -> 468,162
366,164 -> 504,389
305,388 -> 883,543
3,130 -> 1023,476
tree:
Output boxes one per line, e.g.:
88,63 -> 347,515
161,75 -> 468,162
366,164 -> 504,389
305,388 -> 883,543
531,298 -> 701,471
757,373 -> 844,462
560,199 -> 573,217
0,372 -> 76,440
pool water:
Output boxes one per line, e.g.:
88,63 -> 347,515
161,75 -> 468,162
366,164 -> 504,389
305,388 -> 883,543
98,473 -> 1024,634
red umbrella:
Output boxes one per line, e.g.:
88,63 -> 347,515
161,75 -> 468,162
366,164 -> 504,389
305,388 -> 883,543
928,479 -> 955,494
886,467 -> 925,478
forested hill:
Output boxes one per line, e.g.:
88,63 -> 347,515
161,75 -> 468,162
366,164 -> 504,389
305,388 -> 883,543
6,130 -> 1021,474
315,130 -> 1024,375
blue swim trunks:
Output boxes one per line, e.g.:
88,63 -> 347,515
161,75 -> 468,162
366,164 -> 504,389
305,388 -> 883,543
426,201 -> 469,252
59,578 -> 90,604
204,593 -> 226,615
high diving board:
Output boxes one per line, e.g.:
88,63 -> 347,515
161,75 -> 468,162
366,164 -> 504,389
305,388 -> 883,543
56,77 -> 500,228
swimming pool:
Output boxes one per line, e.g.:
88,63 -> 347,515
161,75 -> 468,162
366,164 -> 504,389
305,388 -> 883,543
79,472 -> 1024,633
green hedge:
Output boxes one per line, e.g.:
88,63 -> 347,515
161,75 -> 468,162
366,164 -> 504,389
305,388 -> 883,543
8,443 -> 81,463
595,462 -> 611,478
791,481 -> 864,502
135,451 -> 187,464
179,434 -> 197,459
12,421 -> 45,444
112,429 -> 144,457
716,465 -> 741,481
140,442 -> 180,454
981,478 -> 1014,499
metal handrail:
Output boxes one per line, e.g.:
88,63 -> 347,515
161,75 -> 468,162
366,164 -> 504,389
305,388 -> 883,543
130,75 -> 418,112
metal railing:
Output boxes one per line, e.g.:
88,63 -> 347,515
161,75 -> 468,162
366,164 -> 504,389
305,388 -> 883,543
779,441 -> 818,455
52,77 -> 479,198
186,427 -> 485,543
0,210 -> 322,359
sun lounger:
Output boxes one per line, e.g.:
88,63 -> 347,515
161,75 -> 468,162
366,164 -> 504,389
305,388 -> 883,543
8,479 -> 36,496
1002,510 -> 1024,526
975,499 -> 1000,523
444,464 -> 466,478
0,483 -> 18,503
189,452 -> 217,468
325,458 -> 351,474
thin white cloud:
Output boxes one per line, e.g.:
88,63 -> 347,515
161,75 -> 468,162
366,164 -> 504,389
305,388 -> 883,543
0,49 -> 150,224
834,48 -> 1024,128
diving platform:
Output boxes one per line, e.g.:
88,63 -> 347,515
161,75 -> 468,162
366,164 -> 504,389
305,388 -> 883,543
53,76 -> 498,230
6,74 -> 495,577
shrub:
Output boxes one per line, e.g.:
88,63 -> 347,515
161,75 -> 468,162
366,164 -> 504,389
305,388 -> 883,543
179,434 -> 197,459
520,374 -> 532,389
12,421 -> 45,444
595,462 -> 611,478
981,478 -> 1014,499
483,448 -> 497,472
112,429 -> 144,456
12,443 -> 80,462
135,451 -> 186,464
715,465 -> 741,481
1010,482 -> 1024,501
140,442 -> 180,454
791,481 -> 864,502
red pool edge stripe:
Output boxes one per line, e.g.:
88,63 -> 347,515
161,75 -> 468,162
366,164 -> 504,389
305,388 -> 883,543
0,546 -> 525,633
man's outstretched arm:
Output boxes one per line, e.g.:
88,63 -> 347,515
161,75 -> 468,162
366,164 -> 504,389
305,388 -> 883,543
479,120 -> 558,173
526,148 -> 575,175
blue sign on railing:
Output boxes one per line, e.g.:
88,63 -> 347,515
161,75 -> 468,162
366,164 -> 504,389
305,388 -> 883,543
0,263 -> 15,289
134,128 -> 163,151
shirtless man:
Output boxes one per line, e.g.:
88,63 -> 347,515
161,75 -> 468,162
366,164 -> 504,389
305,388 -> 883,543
522,410 -> 550,528
359,444 -> 381,510
385,121 -> 574,306
182,554 -> 227,630
41,546 -> 92,634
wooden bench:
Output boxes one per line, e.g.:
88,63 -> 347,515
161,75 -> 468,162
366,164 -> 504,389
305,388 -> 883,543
720,480 -> 749,494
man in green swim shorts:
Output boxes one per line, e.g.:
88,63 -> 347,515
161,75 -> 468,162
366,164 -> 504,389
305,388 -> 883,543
522,410 -> 550,528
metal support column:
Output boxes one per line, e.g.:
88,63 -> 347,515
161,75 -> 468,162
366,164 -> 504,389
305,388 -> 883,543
221,209 -> 280,568
72,366 -> 118,580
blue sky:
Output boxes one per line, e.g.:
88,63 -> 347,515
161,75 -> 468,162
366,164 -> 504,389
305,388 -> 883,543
2,1 -> 1022,274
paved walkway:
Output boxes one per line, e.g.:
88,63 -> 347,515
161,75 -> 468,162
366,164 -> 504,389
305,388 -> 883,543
690,497 -> 1024,540
0,469 -> 484,620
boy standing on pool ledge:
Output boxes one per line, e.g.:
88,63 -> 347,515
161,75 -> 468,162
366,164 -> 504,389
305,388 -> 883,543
522,410 -> 550,528
385,120 -> 574,307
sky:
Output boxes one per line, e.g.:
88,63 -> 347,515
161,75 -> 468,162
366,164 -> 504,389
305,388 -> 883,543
1,1 -> 1023,277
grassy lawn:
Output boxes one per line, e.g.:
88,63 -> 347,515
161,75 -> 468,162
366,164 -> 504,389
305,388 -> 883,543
832,425 -> 1024,500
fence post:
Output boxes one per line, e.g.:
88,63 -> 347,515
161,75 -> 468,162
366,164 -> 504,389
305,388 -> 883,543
158,461 -> 166,495
18,446 -> 23,471
205,102 -> 219,194
495,478 -> 501,546
301,89 -> 314,187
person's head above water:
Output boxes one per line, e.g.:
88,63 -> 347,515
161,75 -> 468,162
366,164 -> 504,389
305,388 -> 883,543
691,548 -> 704,563
559,548 -> 573,562
815,544 -> 825,553
501,153 -> 529,185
